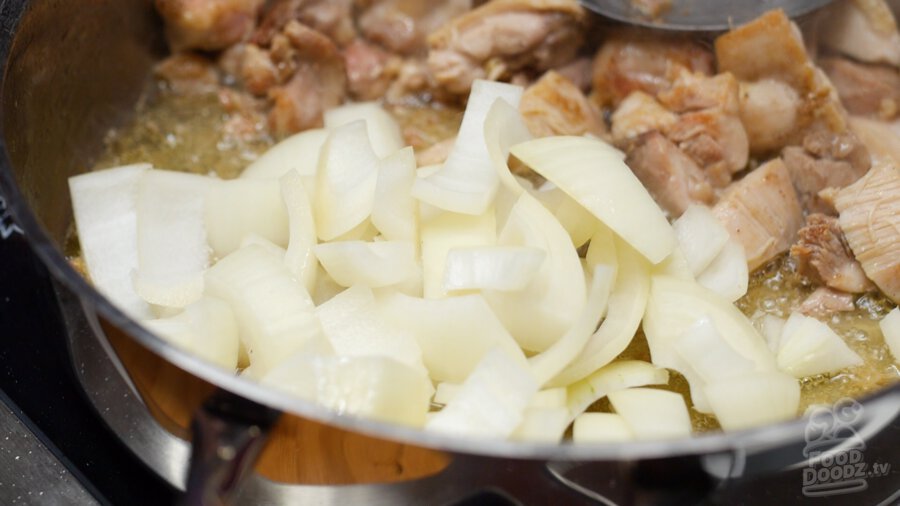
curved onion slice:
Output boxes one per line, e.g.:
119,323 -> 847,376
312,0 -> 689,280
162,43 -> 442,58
425,348 -> 538,438
512,407 -> 569,443
134,169 -> 211,309
776,312 -> 864,378
484,98 -> 533,197
262,354 -> 432,427
205,244 -> 331,376
372,147 -> 419,242
549,239 -> 650,387
573,413 -> 634,443
608,388 -> 692,440
695,239 -> 749,302
205,178 -> 289,258
421,210 -> 496,299
315,121 -> 380,241
882,308 -> 900,363
442,246 -> 545,292
412,80 -> 523,215
280,169 -> 317,293
529,388 -> 567,409
672,205 -> 731,276
69,163 -> 152,319
323,102 -> 404,159
565,360 -> 669,424
240,128 -> 329,180
314,240 -> 418,288
486,193 -> 586,352
510,135 -> 676,264
704,372 -> 800,431
142,297 -> 239,370
378,292 -> 525,383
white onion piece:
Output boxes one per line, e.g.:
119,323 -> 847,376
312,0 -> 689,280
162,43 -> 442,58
529,265 -> 615,386
510,136 -> 676,264
585,225 -> 618,277
315,121 -> 380,241
315,285 -> 425,372
696,239 -> 749,302
608,388 -> 692,440
881,308 -> 900,363
205,178 -> 288,258
311,264 -> 345,306
529,388 -> 567,409
704,372 -> 800,431
484,98 -> 533,197
134,170 -> 212,309
240,128 -> 328,180
323,102 -> 404,159
425,348 -> 538,438
565,360 -> 669,424
433,382 -> 461,405
442,246 -> 545,292
554,197 -> 597,249
511,407 -> 569,443
674,317 -> 757,384
776,312 -> 864,378
672,205 -> 731,276
372,147 -> 418,242
421,210 -> 496,299
205,244 -> 330,376
572,413 -> 634,443
142,297 -> 239,370
239,234 -> 286,256
412,80 -> 523,215
485,193 -> 586,352
315,240 -> 418,288
69,163 -> 153,319
378,291 -> 526,383
262,354 -> 431,427
653,246 -> 694,281
757,313 -> 786,353
549,239 -> 650,387
280,169 -> 318,292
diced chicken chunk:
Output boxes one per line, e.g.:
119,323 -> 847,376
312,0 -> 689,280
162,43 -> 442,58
428,0 -> 587,95
799,287 -> 856,318
819,0 -> 900,67
520,71 -> 606,138
360,0 -> 473,55
713,158 -> 804,270
665,108 -> 749,188
738,79 -> 801,153
834,162 -> 900,303
154,53 -> 220,95
624,131 -> 714,218
344,39 -> 401,101
592,29 -> 714,108
610,92 -> 678,145
254,0 -> 356,47
821,57 -> 900,120
790,214 -> 874,293
155,0 -> 264,52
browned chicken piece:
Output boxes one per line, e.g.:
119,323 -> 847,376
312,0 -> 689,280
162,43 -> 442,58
428,0 -> 588,95
344,39 -> 401,101
237,44 -> 280,96
738,78 -> 802,153
819,0 -> 900,67
834,162 -> 900,303
781,128 -> 871,213
631,0 -> 672,18
253,0 -> 356,47
790,213 -> 874,293
610,91 -> 678,144
154,53 -> 220,95
359,0 -> 473,56
799,287 -> 856,317
657,70 -> 741,114
266,21 -> 346,136
713,158 -> 804,270
625,131 -> 714,218
218,88 -> 268,142
592,29 -> 714,108
665,110 -> 749,188
155,0 -> 265,52
849,116 -> 900,165
520,71 -> 607,138
821,57 -> 900,119
554,57 -> 593,92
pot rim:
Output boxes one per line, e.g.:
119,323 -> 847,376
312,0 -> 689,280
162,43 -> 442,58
0,0 -> 897,465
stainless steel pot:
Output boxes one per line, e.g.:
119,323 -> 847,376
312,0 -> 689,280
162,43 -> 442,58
0,1 -> 898,504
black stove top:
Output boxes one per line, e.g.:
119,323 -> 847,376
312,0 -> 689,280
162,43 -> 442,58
0,194 -> 176,505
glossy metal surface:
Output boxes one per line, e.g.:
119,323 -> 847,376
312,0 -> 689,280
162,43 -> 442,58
580,0 -> 835,30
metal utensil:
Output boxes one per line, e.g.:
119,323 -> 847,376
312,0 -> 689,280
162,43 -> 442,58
580,0 -> 836,31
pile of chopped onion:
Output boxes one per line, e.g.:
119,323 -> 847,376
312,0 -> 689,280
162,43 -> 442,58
69,80 -> 886,441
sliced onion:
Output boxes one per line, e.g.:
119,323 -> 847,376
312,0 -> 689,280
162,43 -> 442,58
674,317 -> 757,384
421,210 -> 496,299
142,296 -> 239,370
881,308 -> 900,363
565,360 -> 669,424
378,291 -> 525,383
323,102 -> 404,159
484,98 -> 533,197
510,135 -> 675,264
442,246 -> 545,292
433,382 -> 461,405
696,239 -> 749,302
314,240 -> 418,288
607,388 -> 692,440
572,413 -> 634,443
529,388 -> 567,409
69,163 -> 153,319
776,312 -> 864,378
511,407 -> 569,443
412,80 -> 523,215
205,178 -> 289,258
240,128 -> 328,180
652,246 -> 695,281
425,348 -> 538,438
372,147 -> 419,242
704,372 -> 800,431
280,169 -> 318,292
672,205 -> 731,276
314,121 -> 380,241
485,193 -> 586,352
